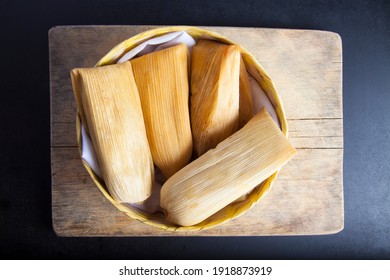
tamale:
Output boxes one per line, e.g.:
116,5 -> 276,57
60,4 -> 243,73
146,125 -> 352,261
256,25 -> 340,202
71,62 -> 154,204
131,44 -> 193,179
239,56 -> 254,128
161,108 -> 297,226
191,39 -> 240,157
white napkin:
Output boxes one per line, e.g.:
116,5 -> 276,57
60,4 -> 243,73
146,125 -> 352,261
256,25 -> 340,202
249,76 -> 280,126
117,31 -> 196,63
81,125 -> 102,179
80,31 -> 279,213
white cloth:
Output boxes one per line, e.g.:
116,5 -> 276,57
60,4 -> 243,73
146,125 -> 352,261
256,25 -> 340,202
117,31 -> 196,63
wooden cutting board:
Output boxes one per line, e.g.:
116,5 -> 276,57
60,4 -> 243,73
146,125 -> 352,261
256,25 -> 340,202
50,25 -> 343,236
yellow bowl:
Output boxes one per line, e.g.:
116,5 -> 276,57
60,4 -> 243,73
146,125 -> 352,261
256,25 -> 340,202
76,26 -> 288,232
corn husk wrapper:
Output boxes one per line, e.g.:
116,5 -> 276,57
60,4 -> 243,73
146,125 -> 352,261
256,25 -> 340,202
161,108 -> 297,227
131,43 -> 193,179
239,56 -> 254,128
190,39 -> 240,157
71,62 -> 154,204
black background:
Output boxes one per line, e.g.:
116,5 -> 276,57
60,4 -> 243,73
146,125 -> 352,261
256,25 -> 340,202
1,0 -> 389,259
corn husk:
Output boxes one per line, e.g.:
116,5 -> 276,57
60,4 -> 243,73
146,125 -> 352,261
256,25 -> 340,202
131,43 -> 193,179
71,62 -> 154,204
190,39 -> 240,157
239,56 -> 254,128
161,108 -> 297,226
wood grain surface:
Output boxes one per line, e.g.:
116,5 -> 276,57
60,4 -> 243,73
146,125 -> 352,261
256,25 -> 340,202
50,25 -> 343,236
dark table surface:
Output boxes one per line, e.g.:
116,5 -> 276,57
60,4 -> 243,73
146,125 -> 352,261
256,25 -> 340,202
1,0 -> 389,259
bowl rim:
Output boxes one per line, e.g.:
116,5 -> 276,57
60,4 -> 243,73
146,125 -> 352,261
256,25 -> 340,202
75,26 -> 288,232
